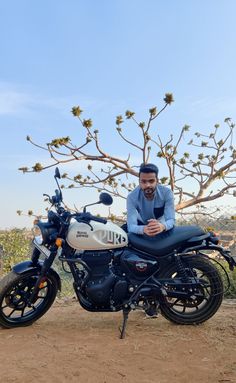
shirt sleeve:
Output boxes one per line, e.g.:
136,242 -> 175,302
161,188 -> 175,231
126,194 -> 145,235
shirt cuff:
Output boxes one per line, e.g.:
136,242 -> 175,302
136,225 -> 145,235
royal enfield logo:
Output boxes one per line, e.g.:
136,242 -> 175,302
97,230 -> 126,245
136,262 -> 148,272
76,231 -> 88,238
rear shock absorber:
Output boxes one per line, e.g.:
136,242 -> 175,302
173,251 -> 189,282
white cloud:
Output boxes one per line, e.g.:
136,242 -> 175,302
189,97 -> 236,119
0,81 -> 110,118
0,82 -> 69,116
0,86 -> 30,116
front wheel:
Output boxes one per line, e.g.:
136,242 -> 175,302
159,257 -> 224,325
0,270 -> 58,328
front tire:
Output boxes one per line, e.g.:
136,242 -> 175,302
159,257 -> 224,325
0,270 -> 58,328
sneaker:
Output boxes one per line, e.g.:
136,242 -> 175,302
144,306 -> 159,319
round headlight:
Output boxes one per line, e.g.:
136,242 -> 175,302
32,221 -> 58,245
32,225 -> 43,245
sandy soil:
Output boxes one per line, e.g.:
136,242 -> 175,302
0,300 -> 235,383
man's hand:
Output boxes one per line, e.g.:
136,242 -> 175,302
143,219 -> 166,237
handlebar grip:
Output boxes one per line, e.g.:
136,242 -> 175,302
75,213 -> 107,224
91,216 -> 107,224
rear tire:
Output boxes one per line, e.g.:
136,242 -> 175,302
159,257 -> 223,325
0,270 -> 58,328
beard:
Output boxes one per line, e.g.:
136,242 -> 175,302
143,188 -> 155,198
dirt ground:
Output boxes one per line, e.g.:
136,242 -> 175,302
0,300 -> 235,383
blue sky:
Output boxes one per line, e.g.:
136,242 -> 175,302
0,0 -> 236,229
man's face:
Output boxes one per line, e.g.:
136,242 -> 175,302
139,172 -> 158,198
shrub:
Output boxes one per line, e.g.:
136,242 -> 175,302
0,229 -> 31,274
221,263 -> 236,298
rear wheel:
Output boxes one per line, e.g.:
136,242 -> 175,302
0,270 -> 58,328
159,257 -> 223,325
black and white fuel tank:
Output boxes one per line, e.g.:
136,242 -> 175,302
66,220 -> 128,250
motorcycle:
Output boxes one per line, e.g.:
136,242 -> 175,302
0,168 -> 235,338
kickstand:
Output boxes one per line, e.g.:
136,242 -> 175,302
119,308 -> 131,339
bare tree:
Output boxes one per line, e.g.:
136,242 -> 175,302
19,93 -> 236,213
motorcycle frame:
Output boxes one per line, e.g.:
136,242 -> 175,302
59,242 -> 234,311
11,240 -> 235,312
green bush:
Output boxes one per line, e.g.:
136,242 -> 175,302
220,263 -> 236,299
0,229 -> 31,274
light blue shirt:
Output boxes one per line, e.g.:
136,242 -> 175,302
127,185 -> 175,235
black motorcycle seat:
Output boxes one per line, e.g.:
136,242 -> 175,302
128,225 -> 207,256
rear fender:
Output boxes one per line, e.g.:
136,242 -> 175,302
181,244 -> 236,271
12,260 -> 61,291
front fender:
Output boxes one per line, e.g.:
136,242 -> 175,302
12,260 -> 61,291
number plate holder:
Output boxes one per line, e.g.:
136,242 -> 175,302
33,239 -> 51,258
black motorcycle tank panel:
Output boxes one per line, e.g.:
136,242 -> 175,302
120,249 -> 159,278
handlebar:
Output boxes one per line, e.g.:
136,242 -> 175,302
90,216 -> 107,224
74,212 -> 107,225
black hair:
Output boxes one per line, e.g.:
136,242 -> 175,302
139,163 -> 159,177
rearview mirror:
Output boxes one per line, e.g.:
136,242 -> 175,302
55,167 -> 61,179
99,193 -> 113,206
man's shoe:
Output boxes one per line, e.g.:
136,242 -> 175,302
144,306 -> 159,319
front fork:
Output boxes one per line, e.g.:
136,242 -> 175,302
28,245 -> 58,305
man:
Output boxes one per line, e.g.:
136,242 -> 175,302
127,163 -> 175,236
126,163 -> 175,318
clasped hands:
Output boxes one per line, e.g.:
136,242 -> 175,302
143,219 -> 166,237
